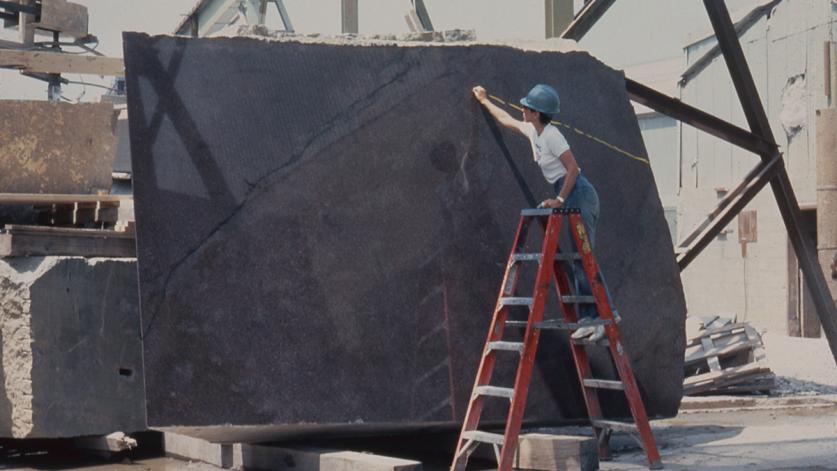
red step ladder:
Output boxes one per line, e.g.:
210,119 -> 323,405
450,208 -> 662,471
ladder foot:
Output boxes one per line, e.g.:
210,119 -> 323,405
648,459 -> 664,469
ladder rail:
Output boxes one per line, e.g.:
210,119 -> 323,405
566,213 -> 662,468
497,213 -> 562,469
549,253 -> 610,458
451,215 -> 530,471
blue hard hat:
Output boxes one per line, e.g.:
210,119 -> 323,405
520,84 -> 560,115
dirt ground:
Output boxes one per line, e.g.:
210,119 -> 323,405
2,396 -> 835,471
2,334 -> 836,470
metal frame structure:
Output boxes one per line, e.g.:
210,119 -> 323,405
0,0 -> 107,100
564,0 -> 837,364
0,0 -> 38,23
175,0 -> 293,37
412,0 -> 433,32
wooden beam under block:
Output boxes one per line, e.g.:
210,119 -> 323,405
0,224 -> 135,258
0,49 -> 123,75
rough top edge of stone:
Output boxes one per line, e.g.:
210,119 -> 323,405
0,256 -> 135,280
126,31 -> 616,72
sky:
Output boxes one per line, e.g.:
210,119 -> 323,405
0,0 -> 760,102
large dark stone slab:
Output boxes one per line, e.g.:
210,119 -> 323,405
124,33 -> 686,433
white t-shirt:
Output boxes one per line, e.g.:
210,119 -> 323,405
524,123 -> 571,184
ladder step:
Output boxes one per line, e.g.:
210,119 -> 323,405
505,320 -> 529,328
511,253 -> 581,262
582,379 -> 625,390
512,253 -> 542,262
520,208 -> 554,217
572,336 -> 609,346
561,295 -> 597,304
591,419 -> 638,433
474,385 -> 515,399
535,318 -> 613,330
534,320 -> 575,330
520,208 -> 580,217
461,430 -> 505,446
487,341 -> 524,353
500,297 -> 534,307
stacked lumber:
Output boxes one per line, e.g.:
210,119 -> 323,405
683,315 -> 775,395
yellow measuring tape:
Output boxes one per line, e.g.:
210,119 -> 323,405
488,95 -> 650,166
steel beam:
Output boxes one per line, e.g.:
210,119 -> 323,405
677,154 -> 780,269
626,78 -> 775,157
274,0 -> 293,32
341,0 -> 358,34
413,0 -> 433,32
703,0 -> 837,364
559,0 -> 615,41
545,0 -> 573,39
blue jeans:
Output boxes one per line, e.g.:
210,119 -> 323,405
553,174 -> 612,319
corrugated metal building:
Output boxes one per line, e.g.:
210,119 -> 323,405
585,0 -> 836,336
675,0 -> 834,336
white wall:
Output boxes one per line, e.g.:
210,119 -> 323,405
638,113 -> 679,239
579,0 -> 761,69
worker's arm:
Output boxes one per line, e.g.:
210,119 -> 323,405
472,86 -> 528,136
541,150 -> 581,208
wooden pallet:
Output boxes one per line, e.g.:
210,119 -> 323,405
0,193 -> 129,229
684,316 -> 775,395
0,224 -> 135,258
0,193 -> 128,205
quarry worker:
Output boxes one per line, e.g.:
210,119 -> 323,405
472,83 -> 606,341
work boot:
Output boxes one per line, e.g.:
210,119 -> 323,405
588,324 -> 606,343
571,318 -> 596,339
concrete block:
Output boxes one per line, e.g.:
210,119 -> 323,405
240,444 -> 422,471
0,257 -> 144,438
164,431 -> 237,468
0,100 -> 115,194
515,434 -> 598,471
163,431 -> 422,471
34,0 -> 88,38
123,34 -> 686,434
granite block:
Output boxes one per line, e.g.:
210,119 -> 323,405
123,34 -> 686,433
0,100 -> 115,194
0,257 -> 145,438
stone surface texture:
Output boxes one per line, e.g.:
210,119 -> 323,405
124,34 -> 686,431
0,257 -> 145,438
0,100 -> 116,194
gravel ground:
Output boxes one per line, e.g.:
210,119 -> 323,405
760,332 -> 837,395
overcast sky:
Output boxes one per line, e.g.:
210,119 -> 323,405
0,0 -> 758,101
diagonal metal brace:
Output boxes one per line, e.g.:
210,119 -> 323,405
626,78 -> 775,157
677,153 -> 781,269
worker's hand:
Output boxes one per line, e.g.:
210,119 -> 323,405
472,86 -> 488,104
538,198 -> 564,209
